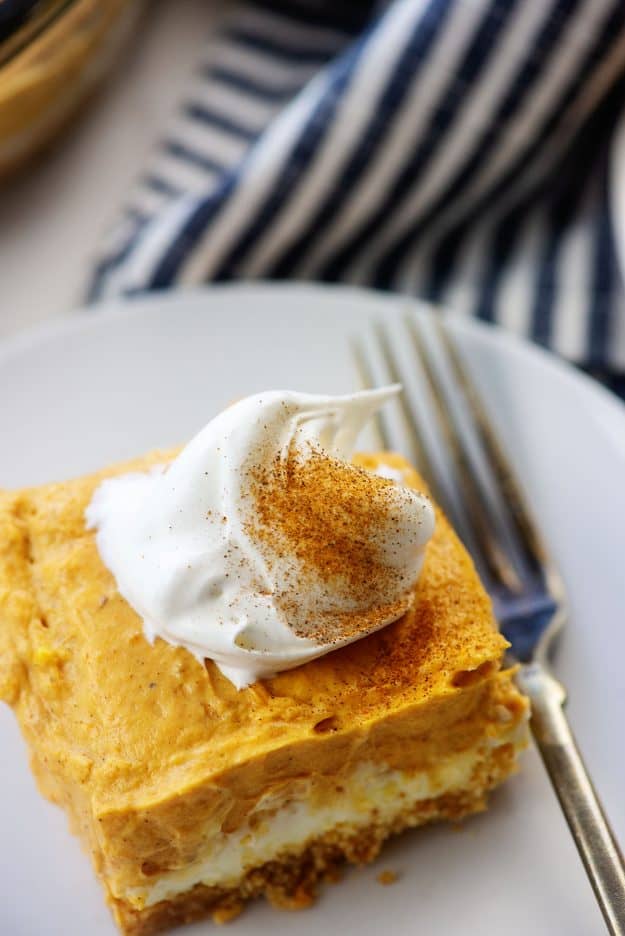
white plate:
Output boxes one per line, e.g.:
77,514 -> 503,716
1,284 -> 624,936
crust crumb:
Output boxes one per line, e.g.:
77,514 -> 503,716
212,902 -> 244,925
377,870 -> 398,886
270,884 -> 316,911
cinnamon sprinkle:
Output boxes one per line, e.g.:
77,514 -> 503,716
244,444 -> 419,645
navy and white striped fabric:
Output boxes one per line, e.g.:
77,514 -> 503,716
89,0 -> 625,384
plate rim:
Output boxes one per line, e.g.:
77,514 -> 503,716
2,282 -> 624,424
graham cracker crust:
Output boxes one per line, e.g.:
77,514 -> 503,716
112,742 -> 518,935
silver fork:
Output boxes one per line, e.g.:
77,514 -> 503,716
355,310 -> 625,935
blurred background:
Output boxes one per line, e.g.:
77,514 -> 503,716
0,0 -> 224,338
1,0 -> 625,401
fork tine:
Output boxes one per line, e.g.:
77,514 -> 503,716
404,314 -> 525,594
371,323 -> 442,493
351,337 -> 391,450
354,329 -> 460,535
433,318 -> 566,600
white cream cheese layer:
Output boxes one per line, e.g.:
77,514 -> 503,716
121,723 -> 527,909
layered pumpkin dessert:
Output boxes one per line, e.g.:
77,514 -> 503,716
0,388 -> 528,935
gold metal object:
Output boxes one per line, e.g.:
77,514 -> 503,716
0,0 -> 144,180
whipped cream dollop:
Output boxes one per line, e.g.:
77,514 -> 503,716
86,388 -> 435,688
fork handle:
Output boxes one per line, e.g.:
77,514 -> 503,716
517,662 -> 625,934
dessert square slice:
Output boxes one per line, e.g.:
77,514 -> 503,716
0,450 -> 528,936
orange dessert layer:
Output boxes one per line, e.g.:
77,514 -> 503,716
0,451 -> 529,935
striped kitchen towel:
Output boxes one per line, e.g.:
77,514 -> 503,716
89,0 -> 625,385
